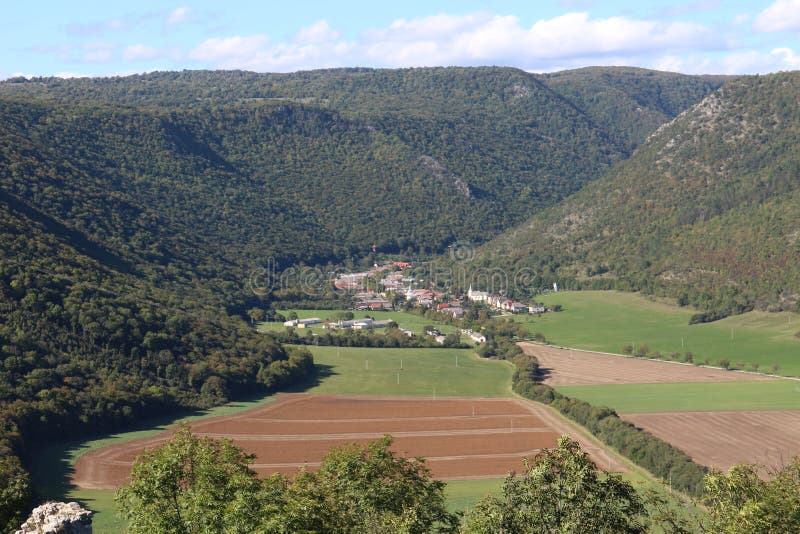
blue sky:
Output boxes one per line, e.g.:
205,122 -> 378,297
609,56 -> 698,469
3,0 -> 800,79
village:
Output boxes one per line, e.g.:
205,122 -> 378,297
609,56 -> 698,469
317,261 -> 553,341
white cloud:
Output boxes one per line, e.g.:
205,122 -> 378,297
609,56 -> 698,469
54,71 -> 93,79
293,20 -> 340,44
81,42 -> 115,63
754,0 -> 800,32
123,44 -> 161,61
187,11 -> 721,72
189,34 -> 270,64
732,13 -> 750,26
68,18 -> 128,36
650,47 -> 800,74
166,7 -> 191,25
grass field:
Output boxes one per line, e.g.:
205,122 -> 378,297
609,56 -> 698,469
555,380 -> 800,413
298,345 -> 513,397
512,291 -> 800,376
257,309 -> 460,336
444,478 -> 505,512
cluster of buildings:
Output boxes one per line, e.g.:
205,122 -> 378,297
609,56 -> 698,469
325,318 -> 395,330
330,263 -> 548,320
283,317 -> 322,328
284,316 -> 401,332
467,286 -> 547,314
353,291 -> 391,311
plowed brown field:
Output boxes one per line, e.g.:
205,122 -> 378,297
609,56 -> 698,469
622,410 -> 800,472
72,394 -> 625,489
520,342 -> 776,386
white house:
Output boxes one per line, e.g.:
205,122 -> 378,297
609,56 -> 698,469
467,286 -> 489,302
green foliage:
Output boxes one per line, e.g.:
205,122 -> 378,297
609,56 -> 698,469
0,454 -> 30,533
703,459 -> 800,533
540,67 -> 730,152
116,428 -> 456,534
116,424 -> 264,534
274,436 -> 457,533
461,436 -> 647,533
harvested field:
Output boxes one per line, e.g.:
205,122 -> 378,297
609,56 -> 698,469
73,394 -> 625,489
520,342 -> 777,386
622,410 -> 800,471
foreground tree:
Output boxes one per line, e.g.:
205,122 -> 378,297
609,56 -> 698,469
116,424 -> 264,534
268,435 -> 458,533
461,436 -> 647,533
0,455 -> 30,533
703,459 -> 800,533
116,428 -> 456,533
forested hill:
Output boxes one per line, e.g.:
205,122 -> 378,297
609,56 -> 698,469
477,71 -> 800,314
0,67 -> 726,270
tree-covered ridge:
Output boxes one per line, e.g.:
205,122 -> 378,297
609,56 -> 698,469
479,71 -> 800,313
0,67 -> 726,271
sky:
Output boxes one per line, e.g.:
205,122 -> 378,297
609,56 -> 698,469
2,0 -> 800,79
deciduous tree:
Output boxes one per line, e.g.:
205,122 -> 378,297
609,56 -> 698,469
461,436 -> 647,533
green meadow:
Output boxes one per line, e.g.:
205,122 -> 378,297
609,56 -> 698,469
555,380 -> 800,414
512,291 -> 800,376
444,478 -> 506,512
298,345 -> 513,397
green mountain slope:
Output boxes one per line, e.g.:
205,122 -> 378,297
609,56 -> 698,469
480,72 -> 800,313
0,67 -> 726,268
540,66 -> 730,151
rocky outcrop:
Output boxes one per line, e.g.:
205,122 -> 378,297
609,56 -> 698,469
15,502 -> 92,534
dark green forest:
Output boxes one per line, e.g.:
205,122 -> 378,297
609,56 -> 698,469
475,71 -> 800,315
0,67 -> 726,266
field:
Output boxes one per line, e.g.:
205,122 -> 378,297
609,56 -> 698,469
38,344 -> 517,532
72,394 -> 625,490
513,291 -> 800,376
521,335 -> 800,474
555,381 -> 800,413
298,345 -> 513,397
258,309 -> 460,336
622,411 -> 800,471
521,342 -> 776,386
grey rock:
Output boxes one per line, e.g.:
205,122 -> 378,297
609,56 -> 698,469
15,501 -> 92,534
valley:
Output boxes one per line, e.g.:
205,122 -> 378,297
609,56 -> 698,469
1,65 -> 799,532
